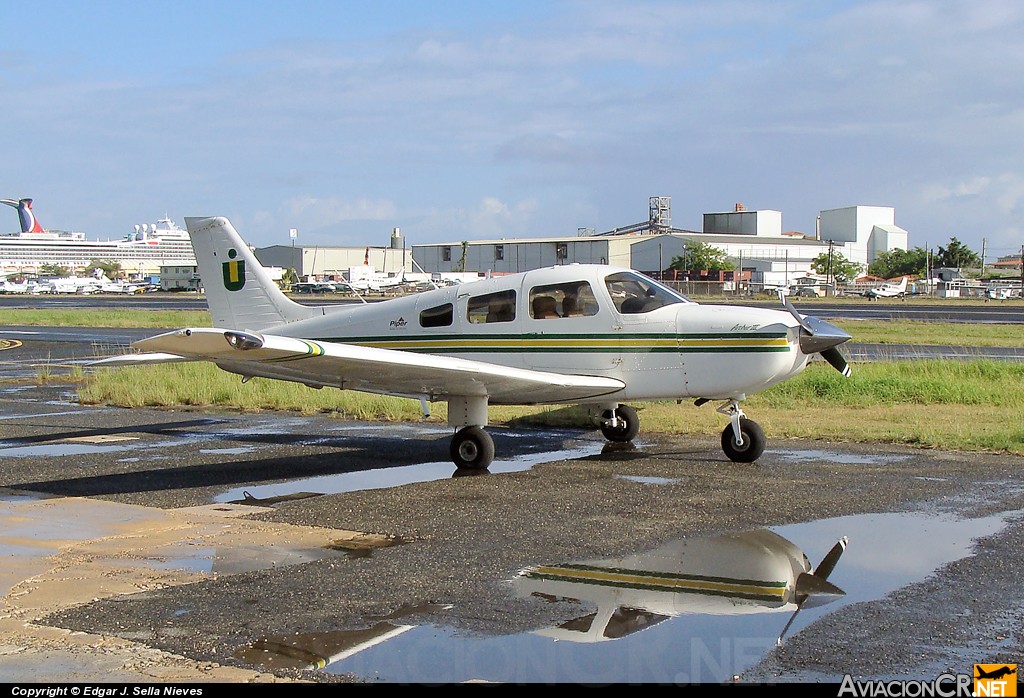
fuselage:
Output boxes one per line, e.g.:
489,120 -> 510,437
513,529 -> 814,643
271,264 -> 811,404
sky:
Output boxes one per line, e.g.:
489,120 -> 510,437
3,0 -> 1023,261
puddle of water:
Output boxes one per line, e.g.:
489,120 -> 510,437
286,509 -> 1011,684
199,447 -> 255,455
214,443 -> 606,503
0,442 -> 152,457
616,474 -> 681,485
774,449 -> 913,465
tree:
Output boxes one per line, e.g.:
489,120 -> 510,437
279,268 -> 299,289
669,240 -> 735,274
455,241 -> 469,272
868,247 -> 929,279
934,237 -> 981,269
39,263 -> 71,277
85,259 -> 123,280
811,251 -> 862,284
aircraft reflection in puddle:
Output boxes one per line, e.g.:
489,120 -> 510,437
236,529 -> 845,680
512,529 -> 847,647
235,603 -> 451,672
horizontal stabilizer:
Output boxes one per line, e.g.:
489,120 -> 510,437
90,352 -> 193,367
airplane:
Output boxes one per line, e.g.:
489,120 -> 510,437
93,216 -> 853,471
863,276 -> 908,300
975,666 -> 1017,680
0,197 -> 46,233
512,529 -> 848,646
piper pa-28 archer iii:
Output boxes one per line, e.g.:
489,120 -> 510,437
863,276 -> 908,299
95,217 -> 853,470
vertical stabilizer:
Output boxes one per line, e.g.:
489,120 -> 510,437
1,198 -> 45,233
184,216 -> 318,331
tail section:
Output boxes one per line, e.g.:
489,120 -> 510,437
1,198 -> 45,233
184,216 -> 319,331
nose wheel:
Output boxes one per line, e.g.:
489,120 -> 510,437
717,400 -> 766,463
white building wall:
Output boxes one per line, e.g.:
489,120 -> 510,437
818,206 -> 904,266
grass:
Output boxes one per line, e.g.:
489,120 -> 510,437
838,320 -> 1024,347
11,304 -> 1024,456
1,308 -> 211,328
79,359 -> 1024,457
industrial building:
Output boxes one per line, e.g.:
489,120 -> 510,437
258,197 -> 909,292
255,227 -> 414,281
411,198 -> 908,291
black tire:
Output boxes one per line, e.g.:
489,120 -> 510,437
450,426 -> 495,470
599,405 -> 640,442
721,418 -> 766,463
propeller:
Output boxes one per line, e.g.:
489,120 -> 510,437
780,293 -> 853,377
777,536 -> 848,645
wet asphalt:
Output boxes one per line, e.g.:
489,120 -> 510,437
0,378 -> 1021,685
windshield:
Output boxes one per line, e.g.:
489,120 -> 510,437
604,271 -> 692,314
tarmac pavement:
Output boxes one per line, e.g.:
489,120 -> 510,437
0,380 -> 1021,686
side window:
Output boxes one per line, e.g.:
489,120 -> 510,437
529,281 -> 599,319
467,290 -> 517,324
420,303 -> 453,328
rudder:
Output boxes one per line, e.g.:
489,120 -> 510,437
184,216 -> 317,331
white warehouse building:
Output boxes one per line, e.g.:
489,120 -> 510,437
411,199 -> 909,290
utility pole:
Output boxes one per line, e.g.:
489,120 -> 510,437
826,240 -> 834,293
980,238 -> 987,279
289,228 -> 297,281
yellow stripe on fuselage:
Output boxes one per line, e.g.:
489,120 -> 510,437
350,337 -> 790,352
527,564 -> 789,600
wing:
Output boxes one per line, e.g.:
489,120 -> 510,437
92,327 -> 625,405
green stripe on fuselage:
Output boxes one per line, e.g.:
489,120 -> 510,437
312,332 -> 791,354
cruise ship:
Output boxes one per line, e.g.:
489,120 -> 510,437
0,198 -> 197,276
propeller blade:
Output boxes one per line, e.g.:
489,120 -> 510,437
821,347 -> 852,377
813,536 -> 849,580
777,608 -> 801,646
777,536 -> 848,645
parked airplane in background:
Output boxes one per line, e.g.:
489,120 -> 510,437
95,216 -> 853,470
863,276 -> 908,299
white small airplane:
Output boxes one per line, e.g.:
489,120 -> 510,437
94,216 -> 853,470
863,276 -> 908,299
513,530 -> 848,646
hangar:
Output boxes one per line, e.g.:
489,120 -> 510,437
411,198 -> 909,292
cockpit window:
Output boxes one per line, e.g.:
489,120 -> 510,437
605,271 -> 691,314
528,281 -> 599,319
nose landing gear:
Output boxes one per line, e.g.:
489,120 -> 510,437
717,400 -> 765,463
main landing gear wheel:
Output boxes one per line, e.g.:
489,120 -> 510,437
450,426 -> 495,470
600,405 -> 640,442
721,417 -> 766,463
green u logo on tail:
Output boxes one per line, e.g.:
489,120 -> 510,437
223,248 -> 245,291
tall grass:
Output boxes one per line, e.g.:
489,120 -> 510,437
81,359 -> 1024,456
1,308 -> 210,328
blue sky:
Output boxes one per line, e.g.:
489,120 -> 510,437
3,0 -> 1023,261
